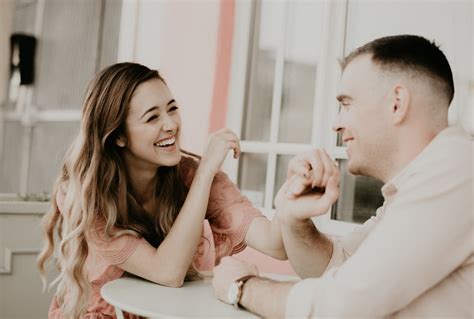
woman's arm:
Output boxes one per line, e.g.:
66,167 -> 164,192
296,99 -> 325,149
120,129 -> 241,286
244,216 -> 287,260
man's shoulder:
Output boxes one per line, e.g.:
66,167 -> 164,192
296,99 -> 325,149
420,126 -> 472,171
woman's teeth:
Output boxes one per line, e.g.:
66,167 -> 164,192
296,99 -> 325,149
154,136 -> 176,147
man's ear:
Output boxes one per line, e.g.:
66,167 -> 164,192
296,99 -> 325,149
391,84 -> 410,125
116,135 -> 126,147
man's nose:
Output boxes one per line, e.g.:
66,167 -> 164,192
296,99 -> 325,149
332,111 -> 344,133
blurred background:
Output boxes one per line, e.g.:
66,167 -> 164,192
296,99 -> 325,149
0,0 -> 472,317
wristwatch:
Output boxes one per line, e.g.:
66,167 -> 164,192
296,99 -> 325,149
227,274 -> 256,308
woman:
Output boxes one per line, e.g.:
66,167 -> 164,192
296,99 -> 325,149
37,62 -> 286,318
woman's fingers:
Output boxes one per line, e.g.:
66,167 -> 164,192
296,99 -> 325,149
319,149 -> 337,187
285,175 -> 309,199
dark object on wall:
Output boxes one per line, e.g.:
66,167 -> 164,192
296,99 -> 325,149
10,33 -> 37,85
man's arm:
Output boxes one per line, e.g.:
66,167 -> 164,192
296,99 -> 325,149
212,256 -> 294,318
278,216 -> 333,278
239,277 -> 294,318
275,149 -> 339,278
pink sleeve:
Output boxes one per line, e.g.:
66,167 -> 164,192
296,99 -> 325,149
55,183 -> 144,265
207,172 -> 265,256
88,220 -> 145,265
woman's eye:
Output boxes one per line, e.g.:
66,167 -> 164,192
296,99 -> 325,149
169,106 -> 178,112
147,115 -> 158,123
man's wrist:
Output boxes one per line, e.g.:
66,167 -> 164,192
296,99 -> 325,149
227,274 -> 257,308
275,207 -> 307,226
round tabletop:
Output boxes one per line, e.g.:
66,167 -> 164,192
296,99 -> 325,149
101,276 -> 260,318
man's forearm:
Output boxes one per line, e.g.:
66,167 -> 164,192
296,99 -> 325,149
279,217 -> 333,278
240,277 -> 294,318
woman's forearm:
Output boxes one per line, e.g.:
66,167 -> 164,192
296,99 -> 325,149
152,166 -> 215,282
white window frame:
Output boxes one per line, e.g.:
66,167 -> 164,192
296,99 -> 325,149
224,0 -> 355,236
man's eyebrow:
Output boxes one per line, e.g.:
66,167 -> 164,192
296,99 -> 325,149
336,94 -> 352,102
140,99 -> 176,119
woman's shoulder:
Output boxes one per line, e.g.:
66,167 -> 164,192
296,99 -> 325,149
179,154 -> 200,185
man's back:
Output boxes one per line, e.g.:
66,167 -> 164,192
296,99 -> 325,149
286,126 -> 473,317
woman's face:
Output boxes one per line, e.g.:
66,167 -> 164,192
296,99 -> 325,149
118,78 -> 182,170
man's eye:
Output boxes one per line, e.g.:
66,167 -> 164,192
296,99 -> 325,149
147,115 -> 158,122
341,102 -> 350,109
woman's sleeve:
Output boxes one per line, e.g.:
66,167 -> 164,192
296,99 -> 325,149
87,221 -> 147,265
207,171 -> 265,255
56,182 -> 146,265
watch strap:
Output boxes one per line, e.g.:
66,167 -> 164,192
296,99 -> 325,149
233,274 -> 257,308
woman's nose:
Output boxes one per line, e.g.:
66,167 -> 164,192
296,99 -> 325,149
162,115 -> 178,132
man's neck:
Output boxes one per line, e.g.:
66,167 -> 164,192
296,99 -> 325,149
383,125 -> 445,182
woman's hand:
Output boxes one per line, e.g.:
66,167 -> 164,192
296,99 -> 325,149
199,128 -> 241,176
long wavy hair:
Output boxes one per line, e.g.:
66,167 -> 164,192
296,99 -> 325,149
37,62 -> 201,318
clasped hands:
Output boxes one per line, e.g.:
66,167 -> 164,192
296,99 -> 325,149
212,149 -> 340,305
275,148 -> 340,223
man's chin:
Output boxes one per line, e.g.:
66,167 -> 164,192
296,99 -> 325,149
347,162 -> 362,176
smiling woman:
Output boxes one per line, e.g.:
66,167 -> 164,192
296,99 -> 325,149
36,62 -> 286,318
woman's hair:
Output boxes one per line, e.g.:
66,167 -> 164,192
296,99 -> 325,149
37,62 -> 197,318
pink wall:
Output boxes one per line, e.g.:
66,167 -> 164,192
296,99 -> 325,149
158,1 -> 218,154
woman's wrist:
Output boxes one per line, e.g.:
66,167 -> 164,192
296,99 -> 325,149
194,164 -> 218,182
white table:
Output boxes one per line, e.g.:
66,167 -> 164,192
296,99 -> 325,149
101,273 -> 296,318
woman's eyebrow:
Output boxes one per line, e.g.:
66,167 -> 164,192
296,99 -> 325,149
140,99 -> 176,119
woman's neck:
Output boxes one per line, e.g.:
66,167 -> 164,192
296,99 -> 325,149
127,166 -> 157,205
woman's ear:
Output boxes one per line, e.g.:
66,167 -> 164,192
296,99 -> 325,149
391,84 -> 410,125
116,135 -> 126,147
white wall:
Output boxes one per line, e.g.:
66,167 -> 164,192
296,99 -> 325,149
0,203 -> 55,319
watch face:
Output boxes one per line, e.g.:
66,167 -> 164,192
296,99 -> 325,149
227,282 -> 239,305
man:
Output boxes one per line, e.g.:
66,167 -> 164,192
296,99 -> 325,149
212,35 -> 473,318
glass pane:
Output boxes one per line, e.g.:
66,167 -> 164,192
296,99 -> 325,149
34,0 -> 103,110
272,154 -> 293,208
13,0 -> 37,34
237,153 -> 267,208
0,122 -> 23,193
27,122 -> 80,193
332,159 -> 384,224
241,0 -> 285,141
278,0 -> 325,143
5,0 -> 38,111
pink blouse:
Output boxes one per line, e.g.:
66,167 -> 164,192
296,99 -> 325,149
49,158 -> 264,318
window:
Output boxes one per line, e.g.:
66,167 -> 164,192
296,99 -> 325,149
1,0 -> 122,196
226,0 -> 473,235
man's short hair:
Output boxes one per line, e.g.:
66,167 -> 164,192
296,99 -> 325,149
341,35 -> 454,105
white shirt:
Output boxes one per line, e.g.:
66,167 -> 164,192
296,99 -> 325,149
286,126 -> 473,318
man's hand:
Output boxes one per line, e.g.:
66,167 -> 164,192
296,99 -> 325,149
275,149 -> 340,222
212,257 -> 259,304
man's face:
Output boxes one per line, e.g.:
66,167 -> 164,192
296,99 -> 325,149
333,54 -> 394,179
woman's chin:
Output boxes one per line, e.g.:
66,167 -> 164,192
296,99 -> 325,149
157,152 -> 182,167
